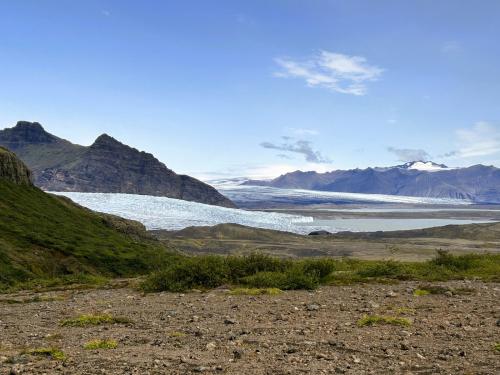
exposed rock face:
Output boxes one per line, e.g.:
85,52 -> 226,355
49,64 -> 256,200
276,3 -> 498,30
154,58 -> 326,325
0,146 -> 32,185
0,122 -> 235,207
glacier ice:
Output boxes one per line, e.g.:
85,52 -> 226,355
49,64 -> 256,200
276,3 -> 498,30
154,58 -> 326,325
51,192 -> 315,234
211,182 -> 472,206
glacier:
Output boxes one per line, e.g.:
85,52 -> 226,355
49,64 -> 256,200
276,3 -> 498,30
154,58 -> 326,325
210,181 -> 472,206
51,192 -> 315,234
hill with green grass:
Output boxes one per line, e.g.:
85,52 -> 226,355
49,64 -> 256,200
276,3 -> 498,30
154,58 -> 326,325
0,147 -> 172,290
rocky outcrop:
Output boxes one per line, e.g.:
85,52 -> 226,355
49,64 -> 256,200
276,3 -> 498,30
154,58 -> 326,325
0,146 -> 32,185
0,121 -> 235,207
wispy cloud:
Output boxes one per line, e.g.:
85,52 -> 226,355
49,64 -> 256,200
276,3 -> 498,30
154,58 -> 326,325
387,147 -> 430,162
260,138 -> 331,163
287,127 -> 319,136
101,10 -> 111,17
455,121 -> 500,158
274,51 -> 383,96
194,162 -> 334,181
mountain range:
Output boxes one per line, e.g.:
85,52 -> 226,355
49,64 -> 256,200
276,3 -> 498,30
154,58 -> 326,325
244,161 -> 500,203
0,121 -> 234,207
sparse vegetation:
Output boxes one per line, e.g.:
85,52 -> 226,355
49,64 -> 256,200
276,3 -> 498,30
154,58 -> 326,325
495,343 -> 500,352
229,287 -> 282,295
357,315 -> 412,327
413,289 -> 431,296
83,339 -> 118,350
60,313 -> 131,327
23,347 -> 66,361
394,307 -> 416,315
0,294 -> 67,304
141,251 -> 500,292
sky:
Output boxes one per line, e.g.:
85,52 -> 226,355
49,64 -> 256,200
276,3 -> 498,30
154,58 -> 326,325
0,0 -> 499,180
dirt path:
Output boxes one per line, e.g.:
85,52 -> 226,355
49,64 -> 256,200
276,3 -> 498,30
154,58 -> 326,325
1,281 -> 499,374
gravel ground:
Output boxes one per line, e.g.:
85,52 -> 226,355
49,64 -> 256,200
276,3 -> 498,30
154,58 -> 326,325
0,281 -> 499,374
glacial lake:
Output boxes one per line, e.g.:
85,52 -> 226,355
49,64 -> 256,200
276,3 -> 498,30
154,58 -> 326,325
298,218 -> 492,233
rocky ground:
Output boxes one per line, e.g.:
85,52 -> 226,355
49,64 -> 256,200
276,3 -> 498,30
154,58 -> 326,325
1,281 -> 499,375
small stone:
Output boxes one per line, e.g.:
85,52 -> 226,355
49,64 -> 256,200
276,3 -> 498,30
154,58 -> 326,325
316,353 -> 328,359
444,291 -> 453,297
206,342 -> 216,351
496,319 -> 500,327
400,342 -> 410,351
307,304 -> 320,311
233,349 -> 244,359
193,366 -> 209,372
386,291 -> 398,298
335,367 -> 346,374
352,355 -> 361,363
224,318 -> 237,325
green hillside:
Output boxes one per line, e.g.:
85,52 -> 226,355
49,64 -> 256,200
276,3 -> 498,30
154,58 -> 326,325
0,178 -> 171,290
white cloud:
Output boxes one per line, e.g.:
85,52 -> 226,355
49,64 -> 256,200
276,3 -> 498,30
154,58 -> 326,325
287,127 -> 319,136
274,51 -> 383,96
455,121 -> 500,158
387,147 -> 431,162
261,138 -> 331,164
194,162 -> 335,181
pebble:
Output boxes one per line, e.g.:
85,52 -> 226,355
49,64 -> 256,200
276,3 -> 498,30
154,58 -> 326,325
307,304 -> 320,311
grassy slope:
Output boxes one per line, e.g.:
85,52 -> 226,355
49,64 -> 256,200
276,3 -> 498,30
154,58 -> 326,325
0,180 -> 170,289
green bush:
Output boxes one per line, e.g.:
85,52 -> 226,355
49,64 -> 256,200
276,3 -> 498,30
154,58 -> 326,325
357,260 -> 410,279
431,250 -> 479,271
301,258 -> 337,280
138,252 -> 500,293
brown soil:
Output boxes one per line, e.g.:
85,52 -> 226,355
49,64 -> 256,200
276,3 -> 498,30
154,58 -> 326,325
1,281 -> 499,374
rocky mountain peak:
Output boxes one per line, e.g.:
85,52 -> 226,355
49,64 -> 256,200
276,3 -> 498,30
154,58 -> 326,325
0,121 -> 57,147
0,146 -> 32,185
91,133 -> 124,147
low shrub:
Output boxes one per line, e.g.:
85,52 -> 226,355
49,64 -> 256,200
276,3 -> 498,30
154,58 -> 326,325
357,315 -> 411,327
23,347 -> 66,360
140,251 -> 500,293
83,339 -> 118,350
60,313 -> 131,327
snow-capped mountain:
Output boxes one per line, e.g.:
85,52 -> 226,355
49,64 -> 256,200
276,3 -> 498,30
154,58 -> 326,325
243,162 -> 500,203
397,161 -> 452,171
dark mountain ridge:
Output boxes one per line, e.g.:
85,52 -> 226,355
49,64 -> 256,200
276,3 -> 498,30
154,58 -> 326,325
0,121 -> 234,207
244,163 -> 500,203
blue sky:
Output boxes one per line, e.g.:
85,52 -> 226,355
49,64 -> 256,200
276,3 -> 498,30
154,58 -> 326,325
1,1 -> 499,179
